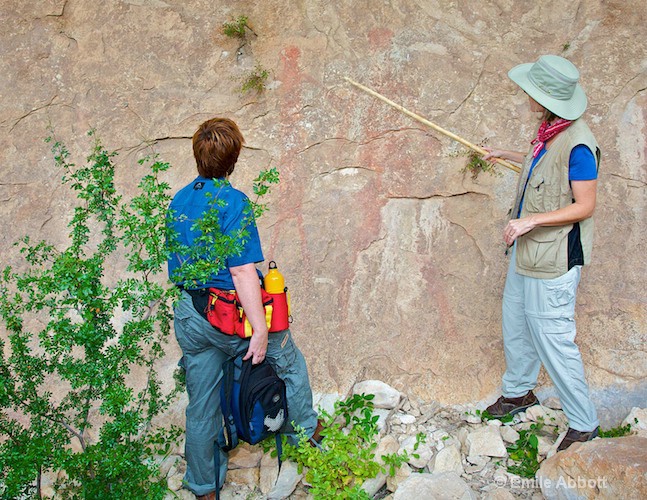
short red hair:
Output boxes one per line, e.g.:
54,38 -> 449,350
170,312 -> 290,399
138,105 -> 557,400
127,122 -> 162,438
192,118 -> 245,178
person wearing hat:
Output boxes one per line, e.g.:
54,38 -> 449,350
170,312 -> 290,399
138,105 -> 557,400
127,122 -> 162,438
482,55 -> 600,451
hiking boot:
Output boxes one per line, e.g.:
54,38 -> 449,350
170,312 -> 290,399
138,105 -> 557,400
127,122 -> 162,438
485,391 -> 539,418
196,492 -> 215,500
557,426 -> 599,452
309,419 -> 325,447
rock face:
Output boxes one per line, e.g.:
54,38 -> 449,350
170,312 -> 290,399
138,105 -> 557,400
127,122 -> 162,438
0,1 -> 646,418
537,436 -> 647,500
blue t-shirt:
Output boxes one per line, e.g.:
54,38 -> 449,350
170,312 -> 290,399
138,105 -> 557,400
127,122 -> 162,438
518,144 -> 597,216
167,177 -> 264,290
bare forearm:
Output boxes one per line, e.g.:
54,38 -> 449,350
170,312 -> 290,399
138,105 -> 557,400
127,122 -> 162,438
504,180 -> 597,246
230,263 -> 268,336
482,148 -> 526,164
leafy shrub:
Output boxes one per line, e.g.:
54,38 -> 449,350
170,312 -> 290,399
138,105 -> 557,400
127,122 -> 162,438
282,393 -> 416,499
0,132 -> 182,498
0,132 -> 280,499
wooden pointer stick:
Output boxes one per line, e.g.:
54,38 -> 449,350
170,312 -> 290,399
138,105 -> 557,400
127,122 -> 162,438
344,77 -> 521,174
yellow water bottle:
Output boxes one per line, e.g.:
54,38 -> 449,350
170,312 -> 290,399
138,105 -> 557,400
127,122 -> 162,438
264,261 -> 285,294
265,261 -> 290,331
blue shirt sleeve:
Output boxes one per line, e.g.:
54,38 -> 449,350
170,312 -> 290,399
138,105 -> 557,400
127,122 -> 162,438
569,144 -> 598,181
222,192 -> 264,268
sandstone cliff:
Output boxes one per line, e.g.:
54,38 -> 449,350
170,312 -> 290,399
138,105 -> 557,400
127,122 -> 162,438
1,0 -> 645,425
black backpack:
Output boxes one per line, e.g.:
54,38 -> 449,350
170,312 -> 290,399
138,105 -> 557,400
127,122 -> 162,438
218,353 -> 288,451
214,353 -> 287,497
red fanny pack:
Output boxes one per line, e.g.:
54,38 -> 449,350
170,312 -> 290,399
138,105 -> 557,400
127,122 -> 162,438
206,287 -> 290,338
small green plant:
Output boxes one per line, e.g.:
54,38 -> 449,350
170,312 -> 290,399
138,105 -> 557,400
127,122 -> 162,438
462,149 -> 502,180
222,15 -> 249,39
506,419 -> 545,478
562,42 -> 571,52
381,432 -> 426,476
282,394 -> 383,499
476,409 -> 514,424
240,65 -> 270,94
599,420 -> 636,438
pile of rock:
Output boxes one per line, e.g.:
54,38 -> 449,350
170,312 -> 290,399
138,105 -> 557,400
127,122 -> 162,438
164,380 -> 647,499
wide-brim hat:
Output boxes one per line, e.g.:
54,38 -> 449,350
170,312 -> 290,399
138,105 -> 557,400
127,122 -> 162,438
508,55 -> 587,120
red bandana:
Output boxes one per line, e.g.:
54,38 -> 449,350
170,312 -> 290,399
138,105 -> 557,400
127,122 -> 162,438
531,119 -> 573,157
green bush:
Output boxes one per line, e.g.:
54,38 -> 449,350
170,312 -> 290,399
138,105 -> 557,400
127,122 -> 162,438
0,132 -> 182,498
0,131 -> 280,499
282,394 -> 417,499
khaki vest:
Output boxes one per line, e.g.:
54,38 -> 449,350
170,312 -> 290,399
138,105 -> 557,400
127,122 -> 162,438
511,119 -> 600,279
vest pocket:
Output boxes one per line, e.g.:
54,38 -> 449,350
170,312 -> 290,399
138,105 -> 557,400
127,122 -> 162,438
518,227 -> 560,270
524,176 -> 560,214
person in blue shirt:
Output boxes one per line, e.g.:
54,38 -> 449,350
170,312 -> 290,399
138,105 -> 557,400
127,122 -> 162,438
482,55 -> 600,452
168,117 -> 321,499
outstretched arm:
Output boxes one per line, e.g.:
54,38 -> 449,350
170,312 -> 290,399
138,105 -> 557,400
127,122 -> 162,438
482,147 -> 526,165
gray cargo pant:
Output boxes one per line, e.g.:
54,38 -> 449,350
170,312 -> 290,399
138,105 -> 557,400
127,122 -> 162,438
501,245 -> 598,432
173,291 -> 318,497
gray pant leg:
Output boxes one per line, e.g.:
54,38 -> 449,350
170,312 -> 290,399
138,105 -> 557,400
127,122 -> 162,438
524,266 -> 599,432
174,292 -> 242,496
501,246 -> 541,397
266,329 -> 318,444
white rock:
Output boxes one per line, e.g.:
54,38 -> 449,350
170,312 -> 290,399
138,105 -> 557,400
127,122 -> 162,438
461,409 -> 483,424
393,472 -> 477,500
259,452 -> 280,495
386,461 -> 411,492
375,434 -> 401,464
353,380 -> 401,409
228,445 -> 263,469
430,444 -> 464,475
399,414 -> 417,425
226,467 -> 259,486
466,454 -> 490,467
400,434 -> 434,468
481,486 -> 517,500
535,435 -> 555,457
526,405 -> 567,429
164,489 -> 194,500
167,473 -> 184,491
361,434 -> 400,497
266,460 -> 302,499
361,473 -> 387,498
622,407 -> 647,434
456,427 -> 470,454
542,397 -> 562,410
375,408 -> 391,433
159,454 -> 180,477
499,425 -> 520,444
466,426 -> 507,458
313,392 -> 340,416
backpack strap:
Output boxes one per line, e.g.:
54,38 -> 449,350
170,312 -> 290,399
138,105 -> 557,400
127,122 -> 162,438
275,433 -> 283,470
213,440 -> 221,500
220,357 -> 238,450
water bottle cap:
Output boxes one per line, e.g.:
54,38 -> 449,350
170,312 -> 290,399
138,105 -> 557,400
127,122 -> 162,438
269,261 -> 277,269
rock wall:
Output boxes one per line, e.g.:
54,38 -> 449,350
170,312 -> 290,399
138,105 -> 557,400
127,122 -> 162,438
1,0 -> 645,425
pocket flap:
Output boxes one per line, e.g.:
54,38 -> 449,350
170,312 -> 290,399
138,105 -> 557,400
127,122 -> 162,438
528,175 -> 544,189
